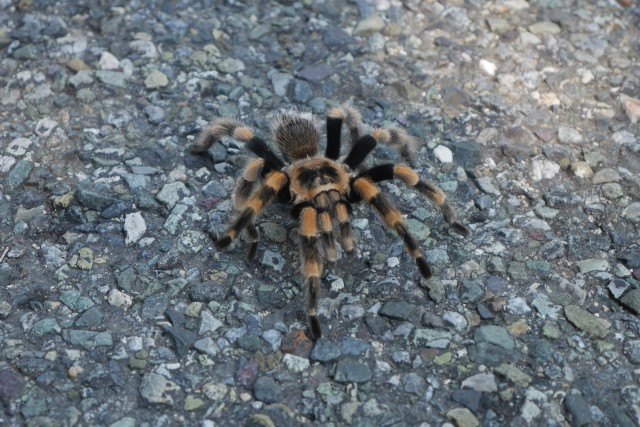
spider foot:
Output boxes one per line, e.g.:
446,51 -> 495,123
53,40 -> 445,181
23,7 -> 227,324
416,257 -> 432,279
308,315 -> 322,341
452,223 -> 470,237
215,235 -> 233,249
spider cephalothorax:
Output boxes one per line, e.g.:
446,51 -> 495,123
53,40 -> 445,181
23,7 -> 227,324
188,105 -> 470,340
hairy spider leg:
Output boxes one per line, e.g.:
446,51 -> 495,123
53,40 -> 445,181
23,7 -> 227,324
188,118 -> 253,154
370,127 -> 418,161
216,170 -> 289,249
328,190 -> 355,254
351,176 -> 432,279
232,158 -> 266,260
327,104 -> 365,151
344,135 -> 377,170
325,112 -> 343,160
299,206 -> 323,340
314,192 -> 337,262
359,164 -> 470,236
245,136 -> 285,172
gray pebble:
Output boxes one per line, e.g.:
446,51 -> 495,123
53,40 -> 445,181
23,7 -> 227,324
334,359 -> 372,383
253,376 -> 281,403
311,339 -> 341,362
288,79 -> 314,103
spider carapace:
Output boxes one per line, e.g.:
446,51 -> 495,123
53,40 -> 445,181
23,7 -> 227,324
188,105 -> 469,340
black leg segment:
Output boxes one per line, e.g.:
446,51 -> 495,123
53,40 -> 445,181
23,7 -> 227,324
344,135 -> 377,169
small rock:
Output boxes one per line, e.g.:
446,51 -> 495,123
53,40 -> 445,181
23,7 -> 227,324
452,389 -> 482,413
124,212 -> 146,245
156,181 -> 189,209
475,177 -> 501,196
354,14 -> 385,35
442,311 -> 467,331
184,395 -> 205,411
297,63 -> 334,82
494,363 -> 532,387
35,118 -> 59,137
282,353 -> 310,373
564,394 -> 592,427
528,21 -> 561,34
612,130 -> 638,151
0,370 -> 25,405
620,94 -> 640,124
32,318 -> 61,336
447,407 -> 480,427
270,71 -> 292,97
4,160 -> 32,191
530,158 -> 560,181
625,340 -> 640,364
288,79 -> 314,103
139,373 -> 180,405
622,203 -> 640,222
558,126 -> 583,144
69,247 -> 94,270
575,258 -> 609,273
379,301 -> 417,321
217,58 -> 245,74
144,69 -> 169,89
107,288 -> 132,309
620,289 -> 640,314
461,373 -> 497,392
402,372 -> 426,395
486,17 -> 510,33
592,168 -> 621,184
334,359 -> 372,383
506,297 -> 532,315
474,325 -> 514,350
479,59 -> 497,76
570,161 -> 593,178
253,376 -> 281,403
202,383 -> 228,401
311,340 -> 341,362
564,305 -> 610,338
7,138 -> 32,157
98,51 -> 120,70
261,250 -> 286,272
96,70 -> 127,88
434,145 -> 453,163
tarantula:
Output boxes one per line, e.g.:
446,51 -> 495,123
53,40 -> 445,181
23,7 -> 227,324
188,105 -> 469,340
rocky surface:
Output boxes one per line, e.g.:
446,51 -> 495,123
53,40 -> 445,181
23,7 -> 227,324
1,0 -> 640,426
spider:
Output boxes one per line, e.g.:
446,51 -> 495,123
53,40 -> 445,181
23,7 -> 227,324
188,105 -> 469,340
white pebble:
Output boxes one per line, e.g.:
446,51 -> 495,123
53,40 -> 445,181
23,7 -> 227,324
330,277 -> 345,292
386,257 -> 400,268
479,59 -> 497,76
107,289 -> 132,309
98,51 -> 120,70
124,212 -> 146,245
530,158 -> 560,181
433,145 -> 453,163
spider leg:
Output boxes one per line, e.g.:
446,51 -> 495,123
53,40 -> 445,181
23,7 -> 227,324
344,135 -> 377,170
299,206 -> 323,340
188,117 -> 253,154
359,164 -> 469,236
230,158 -> 266,259
351,176 -> 432,279
329,190 -> 356,254
326,104 -> 365,158
314,192 -> 337,262
370,127 -> 418,161
216,170 -> 289,249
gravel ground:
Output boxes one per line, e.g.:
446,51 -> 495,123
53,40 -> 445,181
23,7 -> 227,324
1,0 -> 640,426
